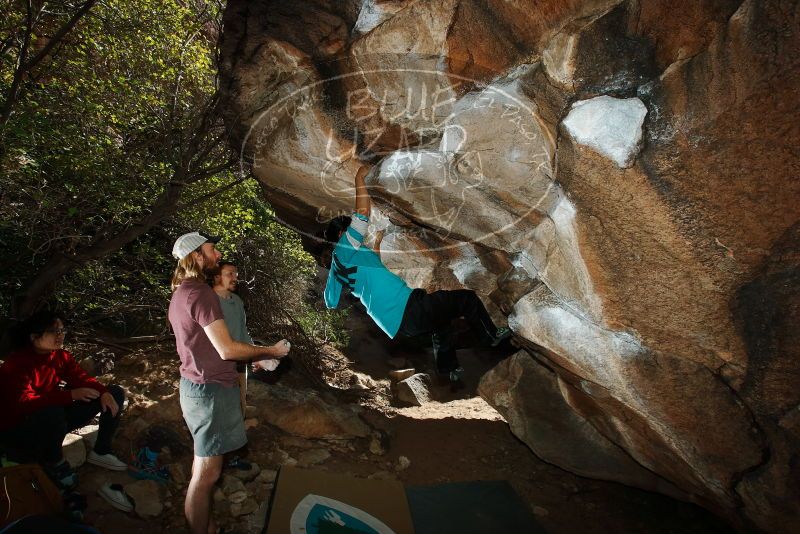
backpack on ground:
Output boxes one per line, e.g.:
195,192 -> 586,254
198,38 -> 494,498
0,464 -> 63,528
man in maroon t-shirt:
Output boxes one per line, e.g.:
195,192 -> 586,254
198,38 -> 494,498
168,231 -> 291,534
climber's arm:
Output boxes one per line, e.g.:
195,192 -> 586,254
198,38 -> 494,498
373,230 -> 384,255
354,164 -> 370,217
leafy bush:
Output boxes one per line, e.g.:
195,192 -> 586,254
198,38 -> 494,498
0,0 -> 347,357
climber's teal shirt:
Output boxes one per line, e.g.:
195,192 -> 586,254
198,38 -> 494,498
324,213 -> 413,338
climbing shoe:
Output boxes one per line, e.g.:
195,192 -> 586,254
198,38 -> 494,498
435,367 -> 466,391
490,327 -> 513,347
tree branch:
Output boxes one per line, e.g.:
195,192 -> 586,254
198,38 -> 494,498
0,0 -> 98,129
187,158 -> 236,183
176,174 -> 249,211
22,0 -> 97,71
0,1 -> 35,128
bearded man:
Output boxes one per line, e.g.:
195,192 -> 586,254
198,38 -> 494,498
168,231 -> 290,534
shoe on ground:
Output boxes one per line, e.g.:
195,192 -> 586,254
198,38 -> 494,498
97,483 -> 134,513
88,451 -> 128,471
490,327 -> 513,347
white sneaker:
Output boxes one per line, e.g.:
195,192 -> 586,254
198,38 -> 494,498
97,482 -> 134,512
87,451 -> 128,471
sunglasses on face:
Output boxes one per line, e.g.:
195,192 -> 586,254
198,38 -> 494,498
45,328 -> 67,335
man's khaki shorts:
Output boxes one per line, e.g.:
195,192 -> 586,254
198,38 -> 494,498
179,377 -> 247,457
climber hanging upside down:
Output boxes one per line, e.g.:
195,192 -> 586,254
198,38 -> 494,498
321,163 -> 512,385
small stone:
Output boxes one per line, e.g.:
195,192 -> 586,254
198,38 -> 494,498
369,436 -> 386,456
222,475 -> 246,494
395,456 -> 411,471
75,424 -> 99,450
244,405 -> 257,418
62,433 -> 86,468
230,497 -> 259,517
396,374 -> 433,406
231,462 -> 261,482
349,373 -> 376,390
256,469 -> 278,484
125,480 -> 163,518
249,500 -> 270,532
388,369 -> 415,382
271,447 -> 291,464
533,506 -> 549,517
244,417 -> 259,430
297,448 -> 331,467
228,490 -> 248,504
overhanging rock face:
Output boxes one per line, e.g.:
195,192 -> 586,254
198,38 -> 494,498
218,1 -> 800,531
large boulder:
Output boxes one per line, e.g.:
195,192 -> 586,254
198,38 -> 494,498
478,351 -> 685,499
219,0 -> 800,531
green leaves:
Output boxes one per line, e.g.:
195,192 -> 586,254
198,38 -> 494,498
0,0 -> 226,313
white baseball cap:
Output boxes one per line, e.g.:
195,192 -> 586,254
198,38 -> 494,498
172,231 -> 220,260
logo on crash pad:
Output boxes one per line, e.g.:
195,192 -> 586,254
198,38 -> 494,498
289,494 -> 395,534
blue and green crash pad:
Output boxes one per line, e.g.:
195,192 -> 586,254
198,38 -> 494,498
264,466 -> 541,534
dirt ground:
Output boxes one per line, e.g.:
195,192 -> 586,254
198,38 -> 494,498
69,309 -> 733,534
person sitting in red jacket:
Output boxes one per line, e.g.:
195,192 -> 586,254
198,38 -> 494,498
0,310 -> 127,489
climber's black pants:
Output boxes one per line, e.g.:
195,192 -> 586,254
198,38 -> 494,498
0,384 -> 125,465
396,289 -> 497,374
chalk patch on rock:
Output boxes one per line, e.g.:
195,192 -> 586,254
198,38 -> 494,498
354,0 -> 408,35
509,285 -> 643,389
451,255 -> 486,286
562,96 -> 647,168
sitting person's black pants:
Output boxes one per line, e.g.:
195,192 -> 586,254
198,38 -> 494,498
396,289 -> 498,374
0,384 -> 125,465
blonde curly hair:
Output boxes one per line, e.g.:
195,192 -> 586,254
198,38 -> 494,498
171,250 -> 204,291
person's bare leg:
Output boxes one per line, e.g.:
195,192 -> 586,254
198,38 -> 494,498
185,454 -> 223,534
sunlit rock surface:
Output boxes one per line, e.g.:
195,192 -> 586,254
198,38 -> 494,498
219,1 -> 800,531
